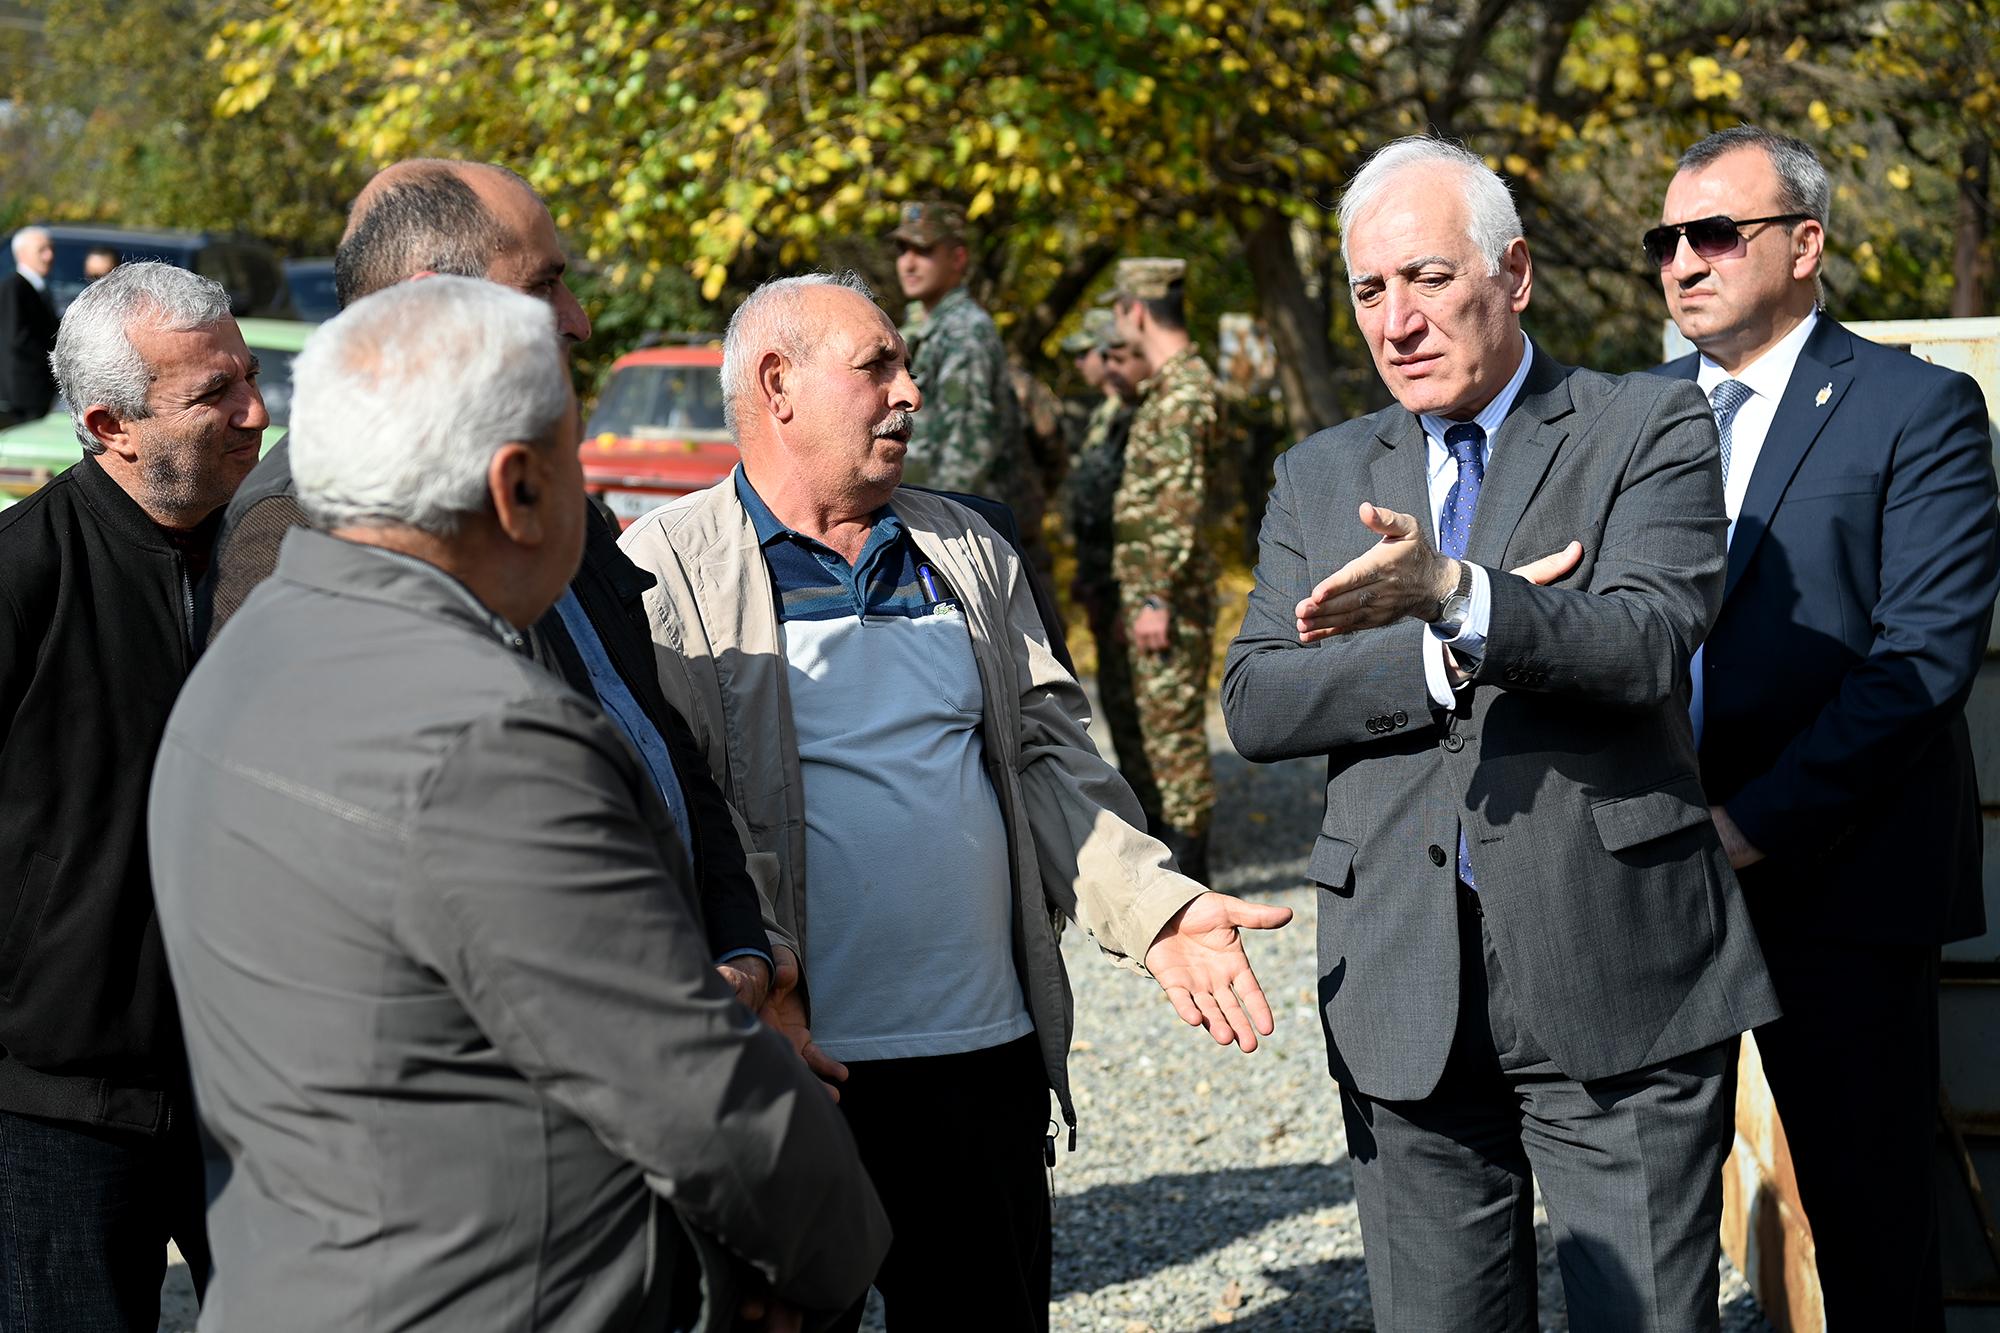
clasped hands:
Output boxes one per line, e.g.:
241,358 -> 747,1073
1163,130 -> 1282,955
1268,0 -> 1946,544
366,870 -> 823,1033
1295,503 -> 1582,642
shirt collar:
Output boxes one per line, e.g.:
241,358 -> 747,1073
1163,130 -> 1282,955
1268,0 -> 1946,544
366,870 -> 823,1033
1695,309 -> 1819,403
1420,331 -> 1534,447
17,266 -> 46,294
732,464 -> 901,551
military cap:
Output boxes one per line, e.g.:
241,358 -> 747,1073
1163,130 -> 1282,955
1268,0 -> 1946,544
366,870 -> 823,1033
1099,256 -> 1187,304
1060,308 -> 1121,354
889,201 -> 967,247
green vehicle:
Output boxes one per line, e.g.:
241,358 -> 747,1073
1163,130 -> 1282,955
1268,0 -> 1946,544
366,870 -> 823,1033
0,317 -> 314,513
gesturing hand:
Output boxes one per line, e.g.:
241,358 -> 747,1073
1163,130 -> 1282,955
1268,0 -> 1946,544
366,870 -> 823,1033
1143,892 -> 1295,1052
756,944 -> 848,1101
1296,504 -> 1456,641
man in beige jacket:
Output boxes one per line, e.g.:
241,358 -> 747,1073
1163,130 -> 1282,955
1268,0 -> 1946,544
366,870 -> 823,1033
620,272 -> 1291,1332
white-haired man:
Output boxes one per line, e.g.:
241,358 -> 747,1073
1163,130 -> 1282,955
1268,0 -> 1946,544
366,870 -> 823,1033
1221,137 -> 1779,1330
0,261 -> 266,1330
620,272 -> 1292,1332
0,226 -> 58,426
149,276 -> 887,1331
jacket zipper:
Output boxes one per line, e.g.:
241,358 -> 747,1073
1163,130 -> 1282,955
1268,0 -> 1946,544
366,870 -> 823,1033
175,555 -> 195,658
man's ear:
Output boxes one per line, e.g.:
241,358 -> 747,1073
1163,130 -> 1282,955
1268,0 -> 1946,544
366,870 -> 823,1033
81,404 -> 139,462
759,350 -> 794,423
488,442 -> 547,545
1792,220 -> 1825,282
1504,237 -> 1534,314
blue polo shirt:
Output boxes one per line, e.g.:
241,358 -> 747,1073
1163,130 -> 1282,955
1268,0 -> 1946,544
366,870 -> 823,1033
736,470 -> 1031,1062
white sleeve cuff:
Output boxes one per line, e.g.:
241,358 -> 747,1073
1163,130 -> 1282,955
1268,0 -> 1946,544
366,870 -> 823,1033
1422,630 -> 1455,707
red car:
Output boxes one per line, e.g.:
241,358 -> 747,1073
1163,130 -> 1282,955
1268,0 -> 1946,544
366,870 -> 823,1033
581,342 -> 735,527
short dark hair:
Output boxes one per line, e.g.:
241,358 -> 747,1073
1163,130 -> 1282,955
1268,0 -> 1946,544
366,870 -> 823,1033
83,245 -> 120,267
1121,287 -> 1186,332
1677,127 -> 1831,227
332,166 -> 512,310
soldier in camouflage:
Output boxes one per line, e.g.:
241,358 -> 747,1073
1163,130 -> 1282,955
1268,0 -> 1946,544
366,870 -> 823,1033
1108,258 -> 1222,881
890,203 -> 1041,534
1060,309 -> 1160,827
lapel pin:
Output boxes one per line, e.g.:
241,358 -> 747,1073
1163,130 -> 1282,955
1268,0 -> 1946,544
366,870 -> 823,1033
1814,382 -> 1832,407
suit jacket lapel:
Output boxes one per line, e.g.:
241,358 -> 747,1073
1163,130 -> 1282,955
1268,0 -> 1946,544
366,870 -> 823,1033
1466,343 -> 1571,568
1369,409 -> 1435,547
1724,318 -> 1855,603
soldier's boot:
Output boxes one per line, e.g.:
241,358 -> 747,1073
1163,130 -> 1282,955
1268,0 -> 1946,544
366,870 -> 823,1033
1157,827 -> 1210,885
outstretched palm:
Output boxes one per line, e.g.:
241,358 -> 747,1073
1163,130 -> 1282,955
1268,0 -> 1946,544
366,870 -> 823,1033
1143,892 -> 1294,1052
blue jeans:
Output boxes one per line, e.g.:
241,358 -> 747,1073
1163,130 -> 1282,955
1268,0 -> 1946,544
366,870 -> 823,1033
0,1108 -> 208,1332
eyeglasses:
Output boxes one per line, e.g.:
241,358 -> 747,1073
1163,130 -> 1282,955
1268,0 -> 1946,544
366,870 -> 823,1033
1640,213 -> 1812,267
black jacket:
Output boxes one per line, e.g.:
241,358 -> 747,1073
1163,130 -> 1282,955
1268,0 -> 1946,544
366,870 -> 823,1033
209,439 -> 771,961
0,271 -> 58,420
0,454 -> 213,1132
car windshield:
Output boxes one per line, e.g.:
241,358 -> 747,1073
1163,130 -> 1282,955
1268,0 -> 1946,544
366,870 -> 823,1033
586,363 -> 729,440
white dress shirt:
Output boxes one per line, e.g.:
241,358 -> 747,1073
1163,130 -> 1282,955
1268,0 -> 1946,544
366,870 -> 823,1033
16,265 -> 46,295
1688,309 -> 1820,738
1418,333 -> 1534,707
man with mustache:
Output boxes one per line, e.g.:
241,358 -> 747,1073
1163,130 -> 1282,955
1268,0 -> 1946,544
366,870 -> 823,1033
620,272 -> 1293,1331
0,263 -> 267,1329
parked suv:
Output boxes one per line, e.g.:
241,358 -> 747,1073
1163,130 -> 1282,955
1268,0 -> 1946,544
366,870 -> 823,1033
581,340 -> 736,526
33,226 -> 293,318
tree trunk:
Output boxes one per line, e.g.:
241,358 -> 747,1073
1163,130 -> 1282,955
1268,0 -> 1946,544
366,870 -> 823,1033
1236,207 -> 1341,441
1953,135 -> 1991,319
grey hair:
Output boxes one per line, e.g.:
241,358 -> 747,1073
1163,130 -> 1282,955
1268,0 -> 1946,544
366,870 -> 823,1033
719,270 -> 876,438
290,276 -> 570,537
1678,127 -> 1831,228
51,261 -> 233,455
1338,137 -> 1523,278
10,227 -> 48,263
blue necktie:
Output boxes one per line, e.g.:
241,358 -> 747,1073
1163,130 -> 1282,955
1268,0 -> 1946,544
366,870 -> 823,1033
552,590 -> 695,870
1439,421 -> 1486,890
1708,379 -> 1753,486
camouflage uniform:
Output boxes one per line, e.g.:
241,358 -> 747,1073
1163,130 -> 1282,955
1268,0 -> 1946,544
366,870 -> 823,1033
1063,394 -> 1159,825
900,287 -> 1036,523
1113,343 -> 1221,840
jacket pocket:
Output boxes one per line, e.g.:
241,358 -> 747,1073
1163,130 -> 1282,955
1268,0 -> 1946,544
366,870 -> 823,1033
1785,471 -> 1879,501
1308,835 -> 1357,892
1589,775 -> 1710,853
0,853 -> 59,1001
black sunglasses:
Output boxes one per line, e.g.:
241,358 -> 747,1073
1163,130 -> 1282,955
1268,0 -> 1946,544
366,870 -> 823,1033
1641,213 -> 1812,267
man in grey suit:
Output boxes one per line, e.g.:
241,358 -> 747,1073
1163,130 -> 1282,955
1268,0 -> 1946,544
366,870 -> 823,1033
1222,137 -> 1779,1330
149,277 -> 887,1331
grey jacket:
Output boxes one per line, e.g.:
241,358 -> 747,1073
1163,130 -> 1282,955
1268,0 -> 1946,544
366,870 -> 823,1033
619,479 -> 1203,1129
1223,350 -> 1781,1101
149,529 -> 887,1332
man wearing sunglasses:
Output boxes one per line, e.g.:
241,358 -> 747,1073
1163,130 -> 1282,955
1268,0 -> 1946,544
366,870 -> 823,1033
1652,126 -> 1999,1328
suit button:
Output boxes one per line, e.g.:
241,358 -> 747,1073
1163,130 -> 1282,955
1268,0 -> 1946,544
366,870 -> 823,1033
1428,844 -> 1447,867
1504,665 -> 1520,682
1443,733 -> 1464,753
1392,710 -> 1408,728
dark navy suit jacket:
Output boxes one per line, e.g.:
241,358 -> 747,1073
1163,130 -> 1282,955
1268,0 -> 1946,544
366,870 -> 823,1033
1658,316 -> 1999,945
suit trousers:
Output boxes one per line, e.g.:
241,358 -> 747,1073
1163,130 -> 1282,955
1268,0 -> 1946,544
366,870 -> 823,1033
829,1035 -> 1051,1333
1340,886 -> 1736,1332
1748,925 -> 1944,1331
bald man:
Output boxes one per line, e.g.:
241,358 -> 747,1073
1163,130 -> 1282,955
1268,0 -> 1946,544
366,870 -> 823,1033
0,227 -> 58,427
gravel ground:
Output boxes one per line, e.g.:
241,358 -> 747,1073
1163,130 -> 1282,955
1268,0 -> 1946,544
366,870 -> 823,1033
158,694 -> 1773,1333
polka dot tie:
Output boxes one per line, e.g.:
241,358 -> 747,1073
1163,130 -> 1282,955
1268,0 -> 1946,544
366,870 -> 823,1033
1708,378 -> 1753,487
1440,421 -> 1485,890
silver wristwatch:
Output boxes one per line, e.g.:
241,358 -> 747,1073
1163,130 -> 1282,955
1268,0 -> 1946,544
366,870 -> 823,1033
1434,561 -> 1476,636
